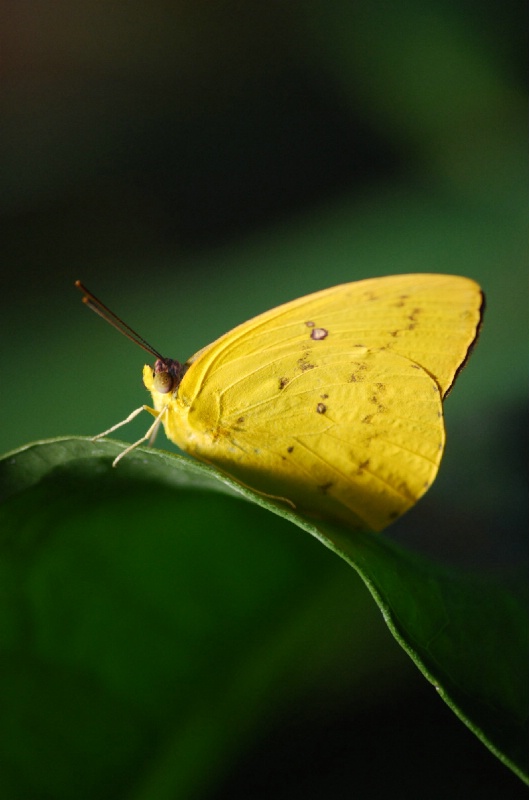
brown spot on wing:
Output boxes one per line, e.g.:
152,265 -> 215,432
316,403 -> 327,414
355,459 -> 370,475
350,362 -> 368,382
310,327 -> 328,341
298,354 -> 315,371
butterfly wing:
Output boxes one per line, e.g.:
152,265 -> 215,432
147,274 -> 483,532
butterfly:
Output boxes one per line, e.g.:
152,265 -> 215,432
77,274 -> 483,532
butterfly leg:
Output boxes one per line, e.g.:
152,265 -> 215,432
91,406 -> 147,441
111,406 -> 167,467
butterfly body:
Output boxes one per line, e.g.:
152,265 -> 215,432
141,274 -> 482,532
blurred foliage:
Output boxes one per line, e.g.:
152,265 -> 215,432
0,0 -> 527,796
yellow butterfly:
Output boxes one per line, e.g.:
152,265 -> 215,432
77,275 -> 483,532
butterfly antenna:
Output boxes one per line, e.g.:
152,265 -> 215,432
75,280 -> 164,359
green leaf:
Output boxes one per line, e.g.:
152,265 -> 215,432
318,520 -> 529,783
0,438 -> 527,797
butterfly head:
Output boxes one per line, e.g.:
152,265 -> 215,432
151,357 -> 184,394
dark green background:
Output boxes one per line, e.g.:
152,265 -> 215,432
1,2 -> 527,797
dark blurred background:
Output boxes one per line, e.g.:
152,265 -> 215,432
0,1 -> 527,796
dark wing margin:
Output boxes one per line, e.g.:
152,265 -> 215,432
443,288 -> 485,399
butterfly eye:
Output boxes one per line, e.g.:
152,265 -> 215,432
153,371 -> 174,394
